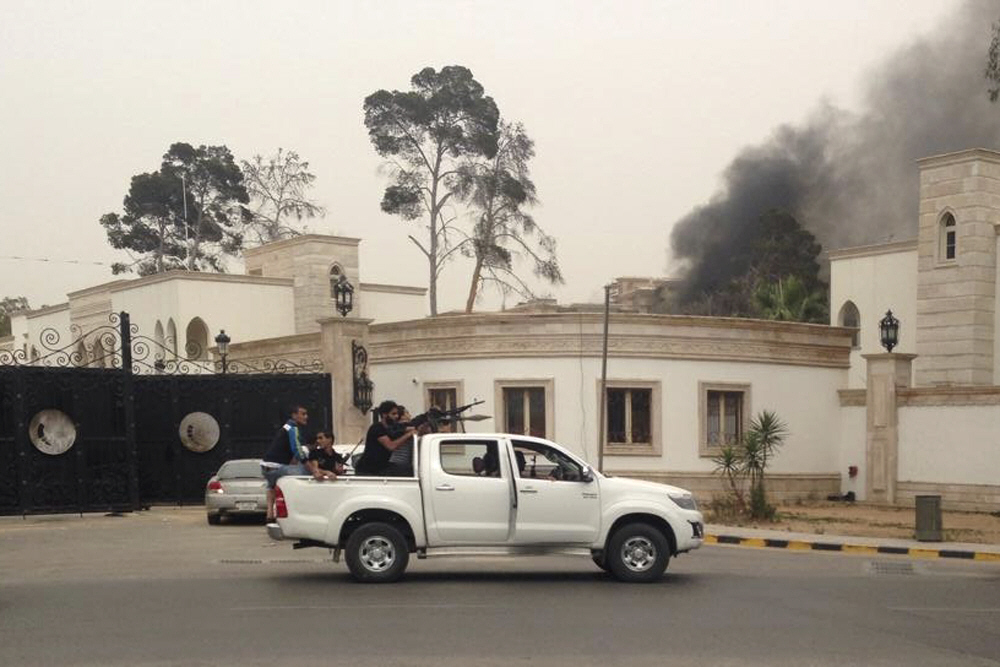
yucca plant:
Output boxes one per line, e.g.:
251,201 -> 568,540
711,444 -> 746,513
744,410 -> 788,520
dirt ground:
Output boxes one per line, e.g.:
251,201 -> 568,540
721,501 -> 1000,545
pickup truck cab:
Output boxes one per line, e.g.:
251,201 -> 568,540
268,433 -> 703,583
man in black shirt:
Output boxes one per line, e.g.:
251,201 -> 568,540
307,430 -> 345,481
261,404 -> 310,521
355,400 -> 414,476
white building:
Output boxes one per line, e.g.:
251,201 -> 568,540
4,148 -> 1000,511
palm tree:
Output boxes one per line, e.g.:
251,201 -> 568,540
754,275 -> 827,323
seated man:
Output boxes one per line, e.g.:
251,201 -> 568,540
261,404 -> 311,521
307,430 -> 344,481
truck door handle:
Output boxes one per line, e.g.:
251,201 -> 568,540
519,488 -> 537,494
435,484 -> 455,492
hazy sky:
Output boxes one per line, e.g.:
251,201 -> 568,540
0,0 -> 967,313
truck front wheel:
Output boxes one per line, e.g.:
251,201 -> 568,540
345,522 -> 410,583
606,522 -> 670,583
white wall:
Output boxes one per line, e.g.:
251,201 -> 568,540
899,405 -> 1000,486
371,356 -> 846,475
111,278 -> 295,357
8,308 -> 72,359
359,287 -> 426,323
830,247 -> 917,388
835,405 -> 866,499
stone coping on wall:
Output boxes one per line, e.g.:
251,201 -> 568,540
826,239 -> 917,261
108,270 -> 294,290
359,282 -> 427,296
242,234 -> 361,256
899,385 -> 1000,406
916,147 -> 1000,169
63,271 -> 293,300
23,303 -> 71,319
368,312 -> 853,368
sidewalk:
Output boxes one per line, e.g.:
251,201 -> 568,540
705,523 -> 1000,561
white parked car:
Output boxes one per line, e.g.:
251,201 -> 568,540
268,434 -> 703,582
205,459 -> 267,525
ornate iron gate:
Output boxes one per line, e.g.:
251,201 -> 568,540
0,312 -> 330,515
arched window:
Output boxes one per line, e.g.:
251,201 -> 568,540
329,264 -> 344,298
185,317 -> 209,360
154,320 -> 165,361
940,212 -> 957,261
167,319 -> 178,357
838,301 -> 861,349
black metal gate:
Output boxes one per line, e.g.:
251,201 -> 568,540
0,312 -> 331,515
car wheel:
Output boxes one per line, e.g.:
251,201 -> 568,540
592,553 -> 609,572
345,522 -> 409,583
207,513 -> 222,525
606,522 -> 670,583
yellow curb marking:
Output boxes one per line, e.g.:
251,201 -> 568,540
786,541 -> 813,551
842,544 -> 879,555
742,538 -> 767,548
974,552 -> 1000,562
908,548 -> 940,559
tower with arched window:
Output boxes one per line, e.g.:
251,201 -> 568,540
915,149 -> 1000,385
243,235 -> 361,334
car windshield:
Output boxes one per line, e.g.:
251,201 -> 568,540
217,461 -> 263,479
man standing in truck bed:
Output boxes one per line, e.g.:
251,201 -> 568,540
355,400 -> 414,476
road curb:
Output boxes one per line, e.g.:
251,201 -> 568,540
704,534 -> 1000,562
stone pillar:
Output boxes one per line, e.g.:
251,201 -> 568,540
863,353 -> 916,504
319,316 -> 373,448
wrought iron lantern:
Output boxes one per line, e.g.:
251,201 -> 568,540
352,340 -> 373,413
879,310 -> 899,353
334,274 -> 354,317
215,330 -> 231,375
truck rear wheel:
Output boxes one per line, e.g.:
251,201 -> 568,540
606,522 -> 670,583
345,522 -> 409,583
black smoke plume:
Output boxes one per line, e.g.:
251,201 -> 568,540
670,0 -> 1000,302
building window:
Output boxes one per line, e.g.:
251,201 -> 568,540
494,379 -> 554,439
838,301 -> 860,349
940,212 -> 956,262
599,380 -> 661,456
699,382 -> 750,457
425,382 -> 461,412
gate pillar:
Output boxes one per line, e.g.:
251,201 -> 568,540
319,316 -> 373,446
863,353 -> 916,504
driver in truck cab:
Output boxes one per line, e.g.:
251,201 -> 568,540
355,400 -> 416,476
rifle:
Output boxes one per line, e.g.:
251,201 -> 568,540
394,399 -> 487,435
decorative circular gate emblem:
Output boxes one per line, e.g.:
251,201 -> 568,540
28,409 -> 77,456
178,412 -> 220,453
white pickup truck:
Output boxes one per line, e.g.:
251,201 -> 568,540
268,433 -> 704,583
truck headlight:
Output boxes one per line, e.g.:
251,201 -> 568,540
669,493 -> 698,511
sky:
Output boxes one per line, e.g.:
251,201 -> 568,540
0,0 -> 969,313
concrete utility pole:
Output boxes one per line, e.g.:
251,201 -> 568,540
597,284 -> 611,473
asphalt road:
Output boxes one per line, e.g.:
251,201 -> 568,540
2,508 -> 999,667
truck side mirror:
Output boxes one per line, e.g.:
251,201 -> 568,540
581,465 -> 594,483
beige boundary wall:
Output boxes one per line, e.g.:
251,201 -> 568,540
896,387 -> 1000,511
